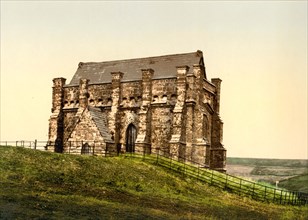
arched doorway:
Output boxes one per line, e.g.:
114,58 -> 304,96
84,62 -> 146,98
126,124 -> 137,152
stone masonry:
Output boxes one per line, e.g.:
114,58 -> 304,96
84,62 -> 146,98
47,50 -> 226,171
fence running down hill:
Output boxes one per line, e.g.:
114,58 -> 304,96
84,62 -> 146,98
1,140 -> 307,206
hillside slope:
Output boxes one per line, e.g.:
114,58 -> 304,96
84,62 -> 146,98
0,146 -> 307,220
279,174 -> 308,193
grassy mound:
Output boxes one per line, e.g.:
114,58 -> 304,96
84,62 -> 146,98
0,146 -> 307,219
279,174 -> 308,194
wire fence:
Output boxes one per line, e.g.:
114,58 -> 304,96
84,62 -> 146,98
149,150 -> 308,206
0,140 -> 48,151
1,140 -> 307,206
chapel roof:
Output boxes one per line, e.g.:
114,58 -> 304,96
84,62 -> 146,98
68,50 -> 205,86
89,107 -> 113,143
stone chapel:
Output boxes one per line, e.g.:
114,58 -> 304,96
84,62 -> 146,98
47,50 -> 226,171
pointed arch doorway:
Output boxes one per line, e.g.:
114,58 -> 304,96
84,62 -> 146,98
126,124 -> 137,153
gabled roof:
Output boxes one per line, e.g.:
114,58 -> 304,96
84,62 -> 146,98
68,50 -> 205,86
89,107 -> 113,143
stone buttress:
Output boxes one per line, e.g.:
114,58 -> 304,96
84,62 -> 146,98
135,69 -> 153,154
169,66 -> 189,160
47,77 -> 66,153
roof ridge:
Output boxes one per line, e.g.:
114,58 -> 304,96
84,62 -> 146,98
69,50 -> 205,85
78,50 -> 202,66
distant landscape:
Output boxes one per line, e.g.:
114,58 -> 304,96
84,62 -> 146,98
226,157 -> 308,193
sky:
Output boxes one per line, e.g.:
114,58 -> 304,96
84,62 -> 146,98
0,1 -> 307,159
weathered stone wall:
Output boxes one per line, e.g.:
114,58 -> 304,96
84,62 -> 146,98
63,111 -> 78,142
169,66 -> 189,160
185,103 -> 194,161
51,78 -> 66,112
135,69 -> 153,153
63,86 -> 79,108
120,81 -> 142,108
210,149 -> 226,171
109,72 -> 123,144
87,84 -> 113,107
67,109 -> 106,155
151,106 -> 172,155
48,78 -> 66,152
152,78 -> 177,104
116,81 -> 143,152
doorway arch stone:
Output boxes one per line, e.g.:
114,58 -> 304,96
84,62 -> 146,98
126,124 -> 137,152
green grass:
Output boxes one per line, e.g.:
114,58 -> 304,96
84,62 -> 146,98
151,154 -> 304,205
279,174 -> 308,194
1,146 -> 307,220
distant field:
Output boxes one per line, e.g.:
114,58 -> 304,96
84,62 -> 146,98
227,157 -> 308,167
226,157 -> 308,193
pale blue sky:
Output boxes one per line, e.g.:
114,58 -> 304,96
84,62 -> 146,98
1,1 -> 307,159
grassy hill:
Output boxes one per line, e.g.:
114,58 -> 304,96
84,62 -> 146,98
279,174 -> 308,193
1,146 -> 307,220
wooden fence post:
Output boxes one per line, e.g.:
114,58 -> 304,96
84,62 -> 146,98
197,165 -> 200,179
143,146 -> 145,159
288,192 -> 292,204
69,141 -> 71,154
156,149 -> 159,164
93,141 -> 95,156
239,179 -> 242,194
